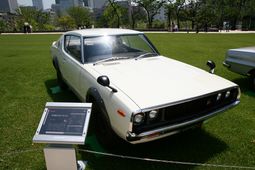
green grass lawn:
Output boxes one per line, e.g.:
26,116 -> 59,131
0,33 -> 255,170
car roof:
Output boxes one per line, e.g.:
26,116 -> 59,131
66,28 -> 143,37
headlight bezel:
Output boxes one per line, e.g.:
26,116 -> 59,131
133,113 -> 145,125
148,110 -> 159,120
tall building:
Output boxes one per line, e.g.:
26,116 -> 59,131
0,0 -> 18,14
56,0 -> 78,11
53,0 -> 87,13
32,0 -> 44,10
52,0 -> 108,15
93,0 -> 107,9
83,0 -> 93,8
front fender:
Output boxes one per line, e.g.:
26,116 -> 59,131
86,87 -> 110,125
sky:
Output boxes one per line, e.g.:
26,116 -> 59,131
17,0 -> 55,9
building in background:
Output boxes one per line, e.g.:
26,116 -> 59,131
0,0 -> 19,14
58,0 -> 83,10
90,0 -> 107,20
32,0 -> 44,10
52,0 -> 107,14
93,0 -> 107,9
154,7 -> 166,21
84,0 -> 93,8
53,0 -> 84,14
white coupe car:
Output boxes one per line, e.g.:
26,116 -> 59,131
51,29 -> 240,144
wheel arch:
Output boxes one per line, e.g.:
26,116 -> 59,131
52,57 -> 59,71
86,87 -> 111,125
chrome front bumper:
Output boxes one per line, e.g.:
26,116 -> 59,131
126,100 -> 240,143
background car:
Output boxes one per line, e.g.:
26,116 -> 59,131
51,28 -> 240,145
223,47 -> 255,89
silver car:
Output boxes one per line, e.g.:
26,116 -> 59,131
223,47 -> 255,89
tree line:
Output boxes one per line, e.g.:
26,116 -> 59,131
1,0 -> 255,32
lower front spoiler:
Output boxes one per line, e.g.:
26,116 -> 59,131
126,100 -> 240,144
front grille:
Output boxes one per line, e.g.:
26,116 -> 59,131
133,87 -> 239,134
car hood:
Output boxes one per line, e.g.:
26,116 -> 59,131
91,56 -> 237,110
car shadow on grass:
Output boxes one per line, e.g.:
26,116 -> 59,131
44,79 -> 80,102
45,79 -> 228,170
81,129 -> 227,170
233,77 -> 255,97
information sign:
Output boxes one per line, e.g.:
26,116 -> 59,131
33,102 -> 92,145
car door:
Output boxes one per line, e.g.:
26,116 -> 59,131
61,34 -> 83,95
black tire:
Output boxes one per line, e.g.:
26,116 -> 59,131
57,70 -> 68,90
93,102 -> 121,148
53,58 -> 68,90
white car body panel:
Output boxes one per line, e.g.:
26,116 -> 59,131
91,56 -> 236,109
79,65 -> 140,139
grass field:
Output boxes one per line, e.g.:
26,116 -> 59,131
0,33 -> 255,170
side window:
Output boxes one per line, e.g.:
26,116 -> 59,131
64,35 -> 81,62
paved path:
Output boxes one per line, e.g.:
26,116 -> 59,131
1,30 -> 255,35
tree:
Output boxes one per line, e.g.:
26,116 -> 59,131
103,2 -> 128,28
184,0 -> 199,30
135,0 -> 165,28
0,20 -> 6,33
130,5 -> 146,29
67,6 -> 91,28
16,7 -> 38,24
242,0 -> 255,30
212,0 -> 226,29
36,10 -> 50,30
15,7 -> 54,31
197,0 -> 216,32
15,7 -> 37,31
58,16 -> 75,31
164,0 -> 175,31
107,0 -> 121,28
172,0 -> 185,29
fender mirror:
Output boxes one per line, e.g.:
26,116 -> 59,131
207,60 -> 216,74
97,76 -> 117,93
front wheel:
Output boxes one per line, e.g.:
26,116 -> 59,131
93,103 -> 121,148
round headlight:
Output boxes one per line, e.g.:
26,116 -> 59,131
149,110 -> 158,119
133,113 -> 144,125
216,93 -> 222,101
225,91 -> 231,98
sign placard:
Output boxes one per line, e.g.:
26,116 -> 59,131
33,102 -> 92,145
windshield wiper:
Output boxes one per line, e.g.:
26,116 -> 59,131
93,56 -> 129,65
135,52 -> 158,60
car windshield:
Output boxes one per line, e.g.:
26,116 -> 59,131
83,34 -> 158,63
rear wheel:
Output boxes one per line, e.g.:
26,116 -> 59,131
53,58 -> 67,90
57,70 -> 67,89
